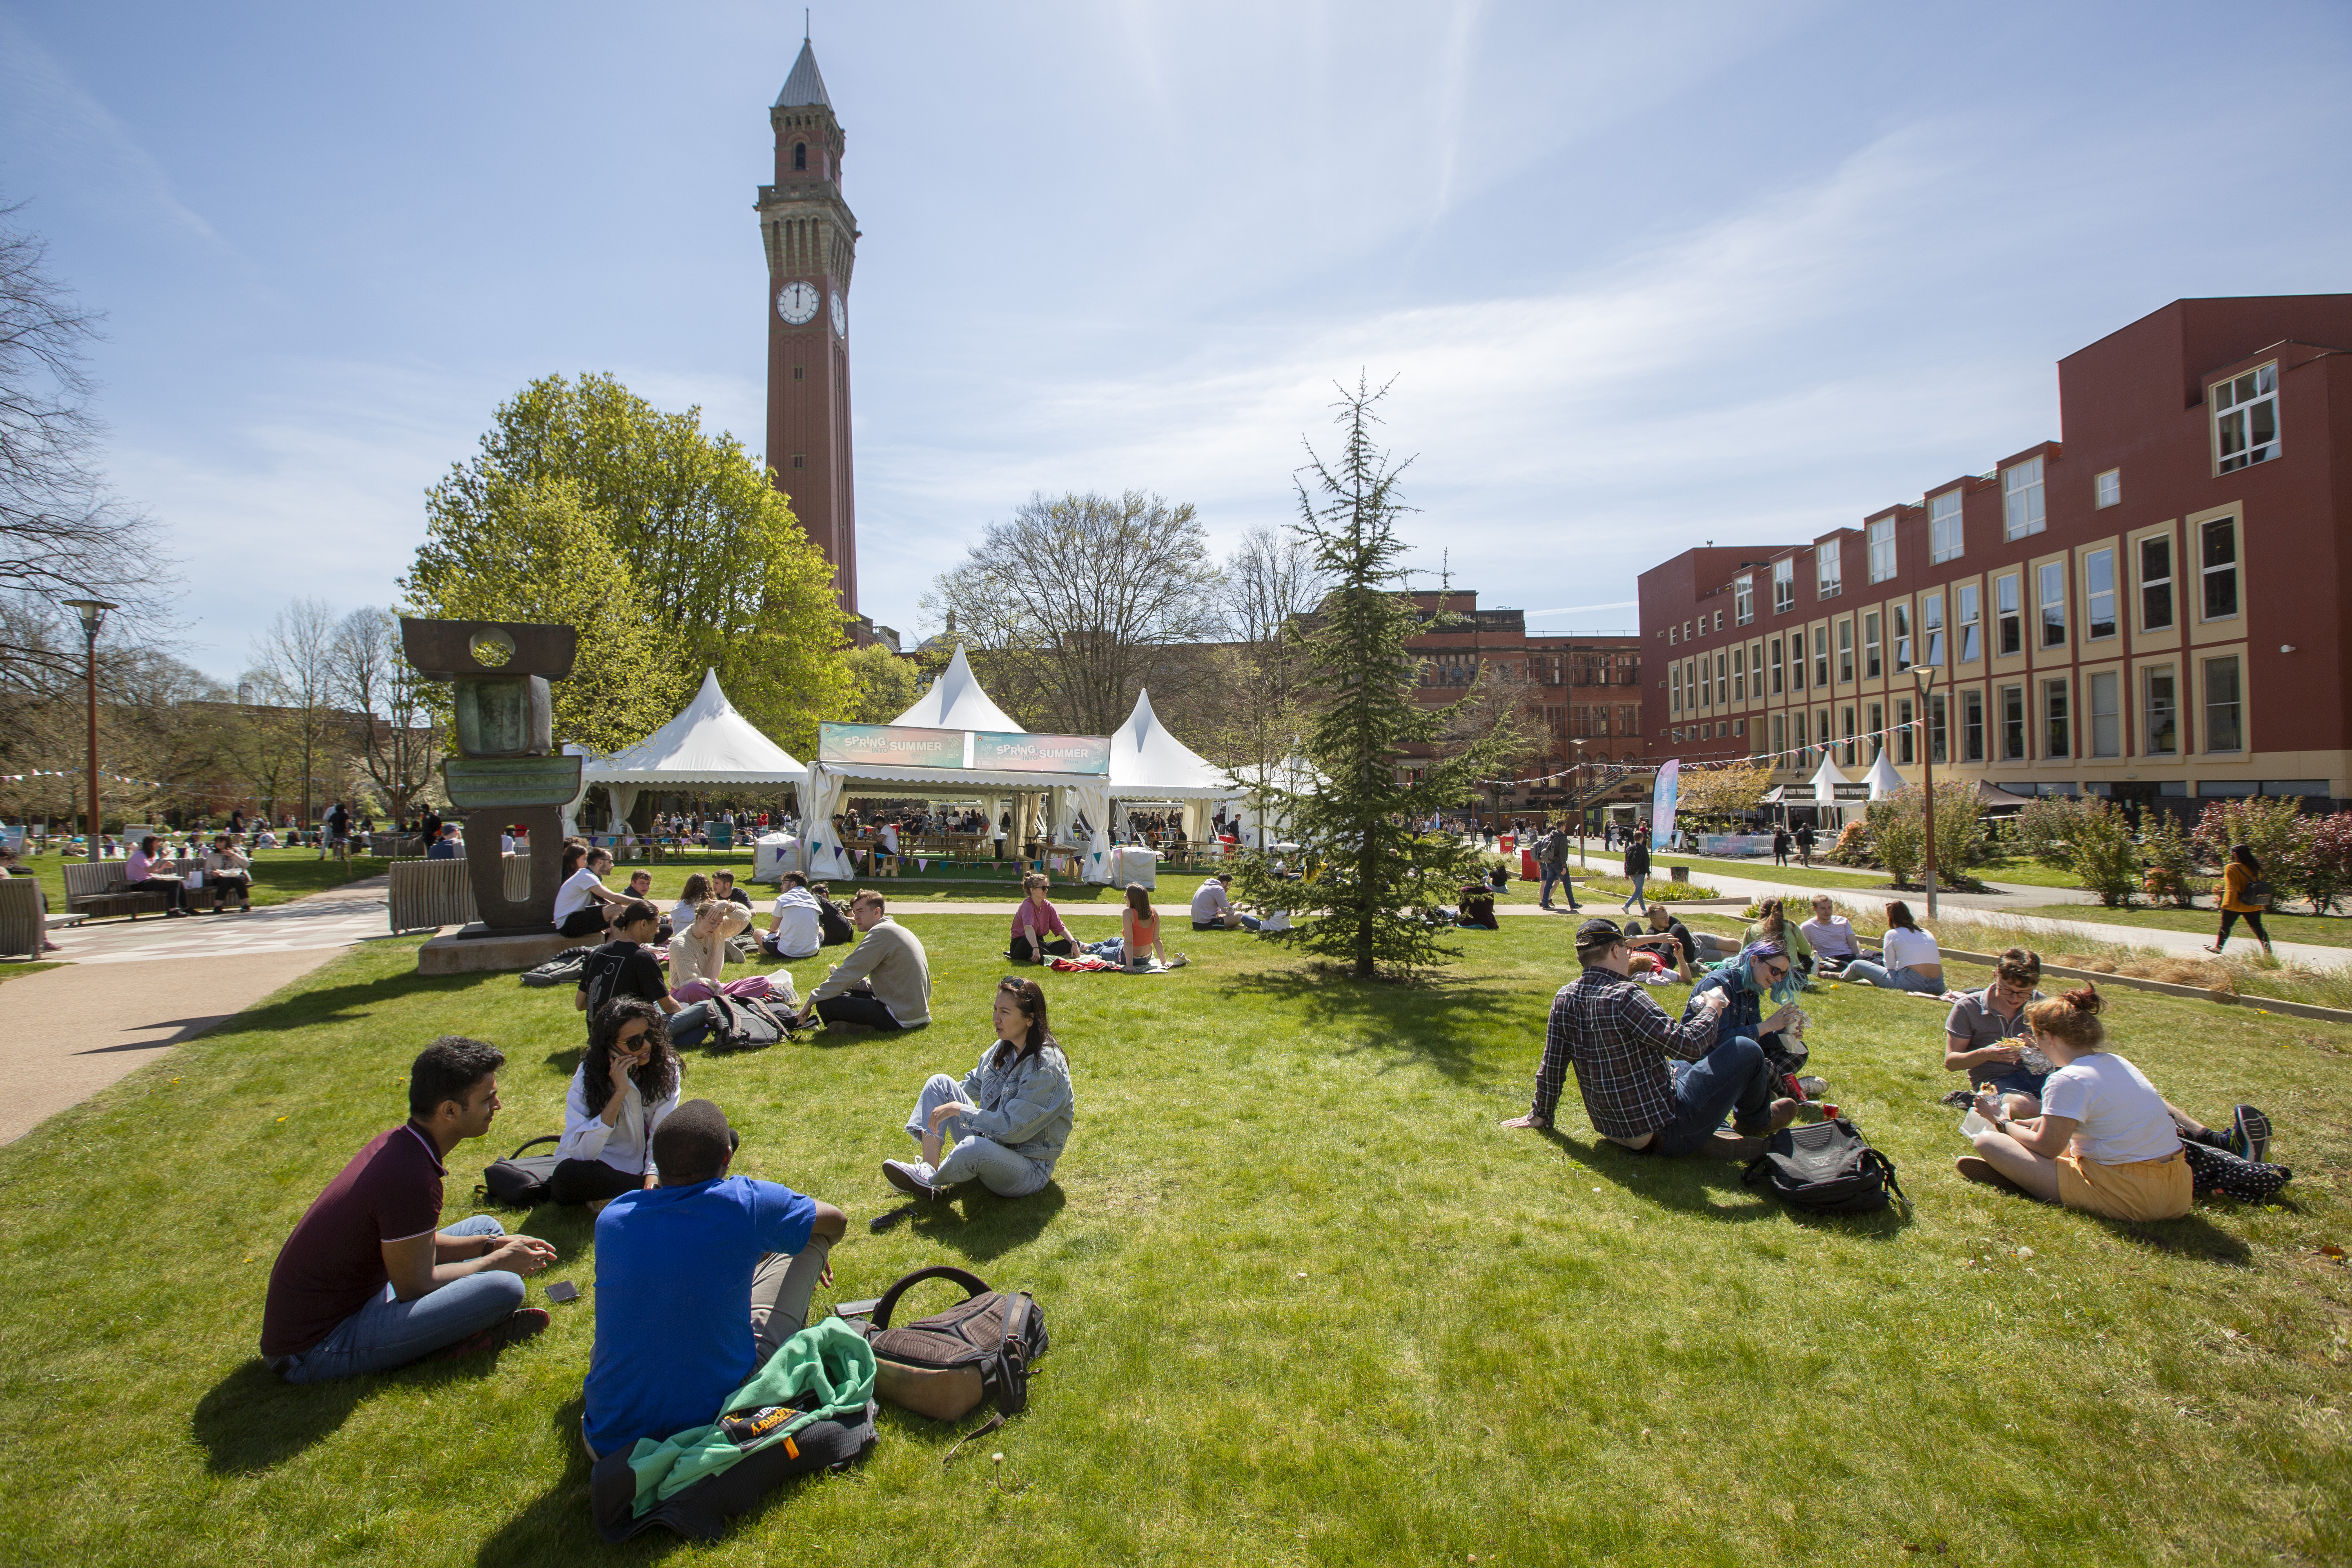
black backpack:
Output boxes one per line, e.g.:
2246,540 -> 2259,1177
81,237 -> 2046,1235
1742,1117 -> 1905,1214
852,1265 -> 1048,1422
519,946 -> 596,987
479,1134 -> 564,1207
705,993 -> 788,1051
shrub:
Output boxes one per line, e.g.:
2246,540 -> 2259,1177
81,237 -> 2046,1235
2191,796 -> 2301,881
1860,785 -> 1989,887
1827,819 -> 1875,867
2012,794 -> 2086,871
2069,797 -> 2143,907
2291,811 -> 2352,914
2138,813 -> 2199,908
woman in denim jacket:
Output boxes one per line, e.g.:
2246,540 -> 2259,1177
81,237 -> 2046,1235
883,976 -> 1074,1203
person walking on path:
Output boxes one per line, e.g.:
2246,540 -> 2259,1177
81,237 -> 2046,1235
1537,822 -> 1580,913
2208,843 -> 2277,960
1619,833 -> 1651,913
1793,820 -> 1816,868
1772,824 -> 1791,866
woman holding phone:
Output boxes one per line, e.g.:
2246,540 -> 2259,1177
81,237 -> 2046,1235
552,998 -> 684,1207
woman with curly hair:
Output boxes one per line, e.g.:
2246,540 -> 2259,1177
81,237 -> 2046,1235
552,997 -> 685,1207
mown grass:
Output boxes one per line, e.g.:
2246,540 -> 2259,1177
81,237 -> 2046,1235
0,918 -> 2347,1565
2011,903 -> 2352,951
15,846 -> 389,915
0,959 -> 63,985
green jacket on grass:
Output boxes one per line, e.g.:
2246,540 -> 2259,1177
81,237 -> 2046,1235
627,1315 -> 876,1514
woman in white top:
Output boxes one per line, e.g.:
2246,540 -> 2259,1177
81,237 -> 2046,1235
670,873 -> 715,938
1838,900 -> 1943,995
552,997 -> 684,1206
667,897 -> 753,1002
1958,984 -> 2191,1221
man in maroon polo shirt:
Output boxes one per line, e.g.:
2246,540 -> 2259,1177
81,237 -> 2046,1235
261,1037 -> 557,1382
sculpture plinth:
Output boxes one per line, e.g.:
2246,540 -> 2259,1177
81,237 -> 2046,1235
401,618 -> 581,932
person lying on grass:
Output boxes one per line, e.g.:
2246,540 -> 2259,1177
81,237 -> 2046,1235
882,976 -> 1074,1203
260,1037 -> 556,1383
1956,986 -> 2195,1221
581,1098 -> 847,1460
1503,918 -> 1797,1159
1945,948 -> 2047,1118
1628,902 -> 1695,982
789,889 -> 932,1034
1683,939 -> 1806,1074
552,998 -> 683,1208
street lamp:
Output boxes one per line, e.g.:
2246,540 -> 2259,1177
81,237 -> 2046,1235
1570,737 -> 1587,868
1912,655 -> 1941,919
60,598 -> 118,864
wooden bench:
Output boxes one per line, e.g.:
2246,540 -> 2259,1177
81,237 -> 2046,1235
388,854 -> 537,933
63,861 -> 178,920
0,877 -> 45,957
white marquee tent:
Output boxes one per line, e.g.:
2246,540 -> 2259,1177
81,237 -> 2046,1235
1106,687 -> 1229,848
563,668 -> 807,833
1862,749 -> 1908,800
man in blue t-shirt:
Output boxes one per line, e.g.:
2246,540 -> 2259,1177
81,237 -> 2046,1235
581,1099 -> 849,1458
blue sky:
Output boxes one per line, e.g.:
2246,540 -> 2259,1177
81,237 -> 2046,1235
5,0 -> 2349,683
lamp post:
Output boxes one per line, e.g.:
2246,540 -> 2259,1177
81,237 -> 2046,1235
1570,737 -> 1587,867
60,599 -> 118,863
1913,658 -> 1940,919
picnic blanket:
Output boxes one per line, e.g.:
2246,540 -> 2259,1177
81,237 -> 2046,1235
1049,955 -> 1174,975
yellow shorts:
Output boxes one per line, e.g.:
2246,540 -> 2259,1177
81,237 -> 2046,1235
2055,1148 -> 2193,1222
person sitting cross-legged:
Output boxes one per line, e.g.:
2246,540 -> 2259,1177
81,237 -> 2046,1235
1797,894 -> 1866,976
790,890 -> 931,1034
259,1037 -> 556,1382
580,1099 -> 848,1460
554,848 -> 631,938
763,870 -> 826,961
1945,947 -> 2047,1118
1683,939 -> 1808,1075
1191,871 -> 1259,931
1502,918 -> 1797,1159
882,976 -> 1074,1202
1009,872 -> 1073,963
552,998 -> 684,1207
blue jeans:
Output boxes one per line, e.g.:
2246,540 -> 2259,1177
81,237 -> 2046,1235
903,1074 -> 1052,1197
1840,960 -> 1941,994
1621,873 -> 1648,911
1650,1036 -> 1780,1157
667,1000 -> 715,1048
272,1216 -> 523,1383
1540,868 -> 1577,908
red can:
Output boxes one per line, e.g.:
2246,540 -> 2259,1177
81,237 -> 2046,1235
1818,1103 -> 1841,1122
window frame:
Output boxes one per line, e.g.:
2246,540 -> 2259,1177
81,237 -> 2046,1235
2142,664 -> 2178,755
1837,618 -> 1854,684
1817,541 -> 1842,599
1863,612 -> 1882,679
2087,668 -> 2120,758
2042,677 -> 2071,760
1892,603 -> 1912,673
1962,688 -> 1985,763
2038,561 -> 2067,649
1769,636 -> 1784,696
2094,468 -> 2120,509
2211,363 -> 2280,474
1868,517 -> 1897,583
1957,582 -> 1981,664
2199,517 -> 2240,622
1731,645 -> 1745,701
1895,697 -> 1915,764
2202,655 -> 2243,753
2084,548 -> 2118,641
1813,627 -> 1830,689
2137,533 -> 2174,633
1929,691 -> 1948,764
1866,700 -> 1884,759
1921,591 -> 1945,668
1995,572 -> 2022,657
2000,684 -> 2027,760
1772,558 -> 1795,614
2003,456 -> 2047,541
1734,574 -> 1754,626
1929,488 -> 1964,564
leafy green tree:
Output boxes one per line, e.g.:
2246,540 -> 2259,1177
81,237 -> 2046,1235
402,477 -> 682,755
407,374 -> 851,754
2012,793 -> 2085,871
840,641 -> 919,724
1230,376 -> 1517,981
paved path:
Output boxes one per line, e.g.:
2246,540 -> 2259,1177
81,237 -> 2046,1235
1,878 -> 395,1144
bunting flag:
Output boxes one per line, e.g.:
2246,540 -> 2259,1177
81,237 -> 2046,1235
1473,711 -> 1931,787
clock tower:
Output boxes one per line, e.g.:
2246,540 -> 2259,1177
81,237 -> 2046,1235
757,36 -> 860,617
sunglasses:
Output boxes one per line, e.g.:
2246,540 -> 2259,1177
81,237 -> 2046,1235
615,1029 -> 653,1049
1761,962 -> 1791,980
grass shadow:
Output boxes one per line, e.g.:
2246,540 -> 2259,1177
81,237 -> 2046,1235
473,1392 -> 671,1566
1545,1129 -> 1786,1224
899,1181 -> 1068,1264
206,967 -> 491,1038
1225,967 -> 1523,1084
2096,1212 -> 2254,1266
191,1359 -> 363,1473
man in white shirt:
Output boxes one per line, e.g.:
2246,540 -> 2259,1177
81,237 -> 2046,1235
764,871 -> 826,961
554,849 -> 628,938
1797,893 -> 1864,974
1191,873 -> 1258,931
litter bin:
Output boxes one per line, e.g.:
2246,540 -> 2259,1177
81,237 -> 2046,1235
1498,833 -> 1516,855
1519,848 -> 1539,880
1670,864 -> 1690,884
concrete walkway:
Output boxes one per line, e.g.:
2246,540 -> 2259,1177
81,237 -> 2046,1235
1,877 -> 396,1144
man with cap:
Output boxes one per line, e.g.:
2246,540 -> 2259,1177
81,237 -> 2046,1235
1502,918 -> 1797,1158
581,1100 -> 848,1459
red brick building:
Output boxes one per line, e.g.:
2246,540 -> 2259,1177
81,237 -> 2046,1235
1637,294 -> 2352,811
1398,591 -> 1646,810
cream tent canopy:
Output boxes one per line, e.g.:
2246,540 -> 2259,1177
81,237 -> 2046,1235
1862,748 -> 1908,800
889,644 -> 1023,732
1102,687 -> 1229,864
566,668 -> 806,829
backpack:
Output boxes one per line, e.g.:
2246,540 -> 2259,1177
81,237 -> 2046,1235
704,992 -> 788,1051
851,1266 -> 1048,1421
479,1134 -> 564,1207
1742,1117 -> 1905,1214
519,946 -> 596,987
2243,878 -> 2275,909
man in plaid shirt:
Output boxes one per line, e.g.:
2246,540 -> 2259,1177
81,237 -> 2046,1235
1504,919 -> 1795,1157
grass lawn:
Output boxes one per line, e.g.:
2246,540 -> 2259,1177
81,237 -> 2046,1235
1640,853 -> 1894,892
13,847 -> 389,915
3,920 -> 2348,1565
0,960 -> 63,985
1975,855 -> 2104,891
2011,903 -> 2352,951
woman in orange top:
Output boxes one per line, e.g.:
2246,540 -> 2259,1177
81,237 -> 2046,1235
1120,882 -> 1166,970
2208,842 -> 2276,960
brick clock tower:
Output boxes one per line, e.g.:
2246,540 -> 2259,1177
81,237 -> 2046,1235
757,36 -> 860,620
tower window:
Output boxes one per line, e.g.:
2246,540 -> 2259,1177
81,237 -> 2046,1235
792,454 -> 806,469
793,365 -> 805,381
794,142 -> 808,171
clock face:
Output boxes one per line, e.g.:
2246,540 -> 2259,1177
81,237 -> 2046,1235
829,290 -> 846,339
776,281 -> 820,325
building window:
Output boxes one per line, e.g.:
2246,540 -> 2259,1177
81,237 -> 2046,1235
2200,519 -> 2239,620
2000,685 -> 2027,760
1996,573 -> 2022,656
1929,489 -> 1964,564
1717,651 -> 1728,704
2088,670 -> 2120,757
2094,468 -> 2120,508
1790,633 -> 1806,691
2203,656 -> 2243,752
1840,706 -> 1856,766
1772,712 -> 1786,759
1963,690 -> 1985,762
1929,693 -> 1948,764
2038,562 -> 2067,648
794,141 -> 808,170
1793,710 -> 1808,755
1922,591 -> 1945,667
1769,637 -> 1783,696
2139,535 -> 2173,632
1892,603 -> 1912,673
1732,646 -> 1745,701
1684,621 -> 1693,640
1669,665 -> 1680,714
2004,456 -> 2046,540
2085,548 -> 2117,641
792,454 -> 806,469
1957,583 -> 1981,663
1863,612 -> 1881,679
2043,678 -> 2071,759
1773,558 -> 1795,614
1866,701 -> 1884,757
1735,575 -> 1754,625
1817,709 -> 1831,762
1700,656 -> 1712,707
1686,657 -> 1698,706
1813,627 -> 1829,689
2212,363 -> 2279,472
793,365 -> 806,381
2143,666 -> 2178,755
1714,611 -> 1724,632
1817,541 -> 1842,598
1896,698 -> 1915,764
1837,619 -> 1854,684
1868,517 -> 1897,583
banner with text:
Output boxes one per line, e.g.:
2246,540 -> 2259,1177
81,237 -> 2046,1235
817,723 -> 966,770
1650,759 -> 1681,852
973,731 -> 1111,775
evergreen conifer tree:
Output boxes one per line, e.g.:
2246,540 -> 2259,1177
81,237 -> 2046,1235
1230,377 -> 1519,980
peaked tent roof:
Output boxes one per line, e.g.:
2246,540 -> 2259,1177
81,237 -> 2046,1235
1806,753 -> 1853,804
889,644 -> 1025,733
1862,749 -> 1908,799
1108,688 -> 1225,797
586,668 -> 806,783
775,39 -> 832,108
